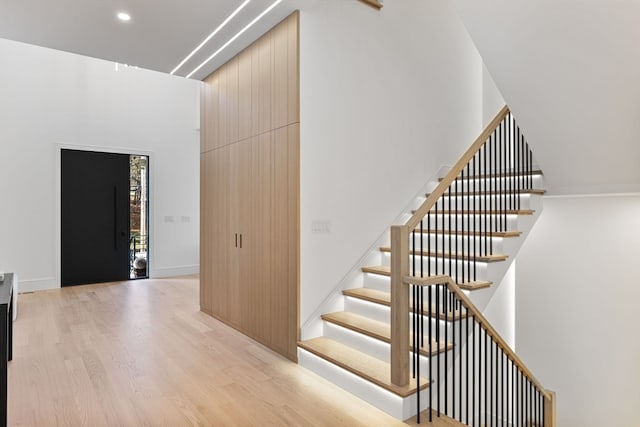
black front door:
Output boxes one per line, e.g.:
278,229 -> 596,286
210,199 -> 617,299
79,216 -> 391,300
61,149 -> 130,286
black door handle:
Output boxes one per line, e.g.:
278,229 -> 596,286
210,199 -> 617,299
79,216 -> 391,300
113,186 -> 118,249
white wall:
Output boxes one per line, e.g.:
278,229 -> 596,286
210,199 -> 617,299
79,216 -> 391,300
452,0 -> 640,195
299,0 -> 486,323
516,195 -> 640,427
0,38 -> 200,291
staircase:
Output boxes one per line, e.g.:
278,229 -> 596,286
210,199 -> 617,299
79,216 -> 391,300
298,106 -> 556,425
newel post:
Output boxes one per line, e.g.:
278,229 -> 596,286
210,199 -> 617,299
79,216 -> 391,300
390,225 -> 409,386
544,390 -> 556,427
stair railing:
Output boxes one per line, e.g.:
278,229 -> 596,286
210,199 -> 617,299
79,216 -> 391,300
389,106 -> 555,425
406,275 -> 555,426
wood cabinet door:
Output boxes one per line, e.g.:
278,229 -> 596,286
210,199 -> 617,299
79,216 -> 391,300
250,132 -> 273,344
271,124 -> 299,359
200,146 -> 231,318
229,138 -> 253,332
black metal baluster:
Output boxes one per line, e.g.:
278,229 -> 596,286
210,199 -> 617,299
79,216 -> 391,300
484,142 -> 488,257
473,153 -> 477,281
529,144 -> 533,190
500,347 -> 508,424
411,285 -> 418,378
465,165 -> 470,283
484,329 -> 488,427
455,177 -> 458,284
412,229 -> 416,277
428,215 -> 431,277
472,316 -> 476,427
417,285 -> 423,423
499,121 -> 503,233
435,204 -> 438,276
489,338 -> 498,425
449,185 -> 452,281
429,284 -> 433,422
529,383 -> 532,427
542,390 -> 545,427
507,114 -> 511,212
487,131 -> 495,255
444,285 -> 448,416
515,122 -> 520,210
436,284 -> 441,415
520,370 -> 523,427
520,132 -> 525,195
442,197 -> 445,276
493,129 -> 497,246
459,302 -> 462,421
452,289 -> 456,420
465,306 -> 469,424
502,119 -> 507,231
420,220 -> 424,278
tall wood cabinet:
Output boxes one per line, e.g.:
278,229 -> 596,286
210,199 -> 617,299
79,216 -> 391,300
200,12 -> 299,361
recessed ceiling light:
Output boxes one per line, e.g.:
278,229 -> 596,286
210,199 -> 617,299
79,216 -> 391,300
170,0 -> 251,75
186,0 -> 283,79
117,12 -> 131,22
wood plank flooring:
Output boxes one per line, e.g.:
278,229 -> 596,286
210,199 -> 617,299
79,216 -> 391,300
8,276 -> 412,426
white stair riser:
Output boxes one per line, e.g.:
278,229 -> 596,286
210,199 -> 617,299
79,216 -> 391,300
427,193 -> 536,210
394,235 -> 508,255
380,252 -> 492,281
422,214 -> 521,232
447,175 -> 544,192
362,271 -> 393,291
298,348 -> 431,420
340,297 -> 464,340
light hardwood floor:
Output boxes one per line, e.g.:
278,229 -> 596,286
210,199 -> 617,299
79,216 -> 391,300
8,276 -> 409,426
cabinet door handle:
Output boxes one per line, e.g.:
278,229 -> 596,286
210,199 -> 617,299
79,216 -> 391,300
235,233 -> 238,248
239,233 -> 243,249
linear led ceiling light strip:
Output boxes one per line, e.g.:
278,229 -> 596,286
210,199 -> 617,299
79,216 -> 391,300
170,0 -> 252,76
186,0 -> 283,79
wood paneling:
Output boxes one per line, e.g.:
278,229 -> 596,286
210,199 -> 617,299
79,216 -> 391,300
238,49 -> 252,140
272,18 -> 288,129
200,147 -> 230,318
227,56 -> 239,144
287,16 -> 299,124
200,12 -> 299,361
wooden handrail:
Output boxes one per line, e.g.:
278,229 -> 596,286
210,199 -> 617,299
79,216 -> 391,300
404,105 -> 510,231
403,274 -> 551,401
358,0 -> 383,9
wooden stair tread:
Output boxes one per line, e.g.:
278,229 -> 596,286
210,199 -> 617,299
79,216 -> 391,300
379,246 -> 508,263
415,209 -> 534,215
297,337 -> 429,397
427,188 -> 546,197
439,170 -> 543,181
417,229 -> 522,238
343,288 -> 467,321
361,266 -> 492,290
321,311 -> 452,356
405,409 -> 466,426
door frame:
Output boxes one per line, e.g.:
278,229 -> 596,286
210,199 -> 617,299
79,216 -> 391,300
55,143 -> 154,288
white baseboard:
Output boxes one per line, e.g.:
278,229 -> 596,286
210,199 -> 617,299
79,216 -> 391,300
17,277 -> 58,293
151,265 -> 199,278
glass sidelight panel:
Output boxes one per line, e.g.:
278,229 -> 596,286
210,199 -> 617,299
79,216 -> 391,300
129,155 -> 149,279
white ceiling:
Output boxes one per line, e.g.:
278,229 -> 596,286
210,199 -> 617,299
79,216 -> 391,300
453,0 -> 640,194
0,0 -> 303,80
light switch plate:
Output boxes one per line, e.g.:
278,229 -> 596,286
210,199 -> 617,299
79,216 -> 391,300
312,220 -> 331,234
